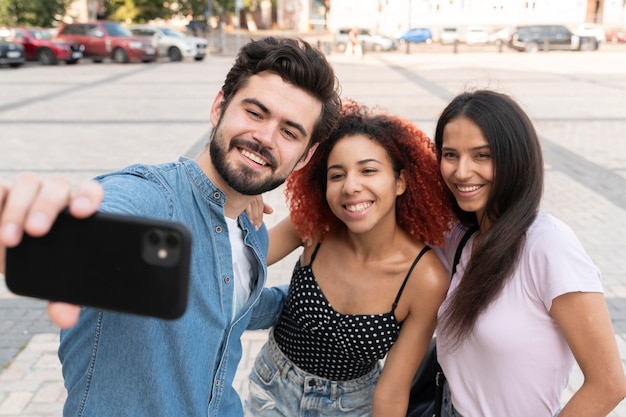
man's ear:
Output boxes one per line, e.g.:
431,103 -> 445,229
293,143 -> 319,172
210,90 -> 225,126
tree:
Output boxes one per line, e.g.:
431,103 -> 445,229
0,0 -> 71,27
105,0 -> 172,23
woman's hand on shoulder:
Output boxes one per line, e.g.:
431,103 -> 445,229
245,195 -> 274,231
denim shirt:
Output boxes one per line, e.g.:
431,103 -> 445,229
58,157 -> 284,417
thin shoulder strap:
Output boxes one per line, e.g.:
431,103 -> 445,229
392,246 -> 432,311
451,226 -> 478,278
309,242 -> 322,264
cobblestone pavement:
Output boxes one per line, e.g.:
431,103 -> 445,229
1,43 -> 625,416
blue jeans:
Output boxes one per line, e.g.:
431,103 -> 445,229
246,331 -> 381,417
441,382 -> 463,417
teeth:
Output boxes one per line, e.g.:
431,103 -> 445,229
241,149 -> 267,166
345,202 -> 371,213
457,185 -> 481,192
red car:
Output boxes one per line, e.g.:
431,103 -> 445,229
56,21 -> 157,63
3,27 -> 83,65
606,28 -> 626,43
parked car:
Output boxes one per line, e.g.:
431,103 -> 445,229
396,27 -> 433,44
0,38 -> 25,68
2,27 -> 83,65
464,26 -> 490,45
128,25 -> 207,61
489,26 -> 513,47
573,23 -> 606,43
605,27 -> 626,43
334,28 -> 397,52
439,27 -> 459,44
56,21 -> 158,63
508,24 -> 598,53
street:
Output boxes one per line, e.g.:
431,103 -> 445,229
1,40 -> 626,416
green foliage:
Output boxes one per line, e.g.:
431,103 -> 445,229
105,0 -> 172,23
0,0 -> 247,28
0,0 -> 71,27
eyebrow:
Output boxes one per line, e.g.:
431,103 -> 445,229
441,144 -> 490,152
242,98 -> 308,138
327,158 -> 383,172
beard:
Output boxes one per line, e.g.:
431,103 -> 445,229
209,128 -> 289,195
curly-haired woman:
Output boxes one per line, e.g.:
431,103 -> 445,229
246,99 -> 455,417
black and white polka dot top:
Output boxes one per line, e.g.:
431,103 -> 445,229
273,244 -> 431,381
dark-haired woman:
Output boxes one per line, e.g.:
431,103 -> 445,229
430,90 -> 626,417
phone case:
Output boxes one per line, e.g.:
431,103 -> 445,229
5,211 -> 192,319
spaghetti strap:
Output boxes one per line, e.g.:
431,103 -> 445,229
309,243 -> 322,264
391,246 -> 432,311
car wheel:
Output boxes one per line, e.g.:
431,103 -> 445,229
66,59 -> 79,65
112,48 -> 129,64
525,42 -> 539,53
580,40 -> 597,51
9,63 -> 23,68
168,47 -> 183,62
194,56 -> 205,61
37,48 -> 58,65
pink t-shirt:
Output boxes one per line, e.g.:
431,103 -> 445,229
434,212 -> 603,417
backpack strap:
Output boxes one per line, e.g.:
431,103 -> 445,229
451,226 -> 478,278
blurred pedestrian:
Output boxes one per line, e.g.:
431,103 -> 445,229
345,27 -> 363,57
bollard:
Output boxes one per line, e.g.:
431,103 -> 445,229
543,37 -> 549,51
453,39 -> 458,54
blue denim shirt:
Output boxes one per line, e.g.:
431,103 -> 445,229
58,157 -> 285,417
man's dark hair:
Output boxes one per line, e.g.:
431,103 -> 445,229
221,37 -> 341,147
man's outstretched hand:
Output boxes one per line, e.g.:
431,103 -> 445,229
0,173 -> 104,328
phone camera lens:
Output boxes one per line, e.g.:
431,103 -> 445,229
166,233 -> 179,248
148,231 -> 161,245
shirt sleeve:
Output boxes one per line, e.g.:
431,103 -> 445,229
526,213 -> 603,311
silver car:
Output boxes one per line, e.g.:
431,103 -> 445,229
334,28 -> 397,52
129,25 -> 207,62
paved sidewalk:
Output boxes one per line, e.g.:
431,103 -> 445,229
1,47 -> 626,416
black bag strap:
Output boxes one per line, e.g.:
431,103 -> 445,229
451,226 -> 478,278
432,226 -> 477,417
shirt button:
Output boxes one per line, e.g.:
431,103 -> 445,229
216,226 -> 222,233
224,277 -> 231,284
213,192 -> 221,199
215,379 -> 220,386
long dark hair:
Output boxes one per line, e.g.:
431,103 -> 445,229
221,37 -> 341,148
434,90 -> 544,344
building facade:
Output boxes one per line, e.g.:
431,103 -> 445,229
65,0 -> 625,35
326,0 -> 625,38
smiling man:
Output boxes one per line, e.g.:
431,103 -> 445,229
0,37 -> 341,417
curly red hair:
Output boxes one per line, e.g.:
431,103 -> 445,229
285,98 -> 454,245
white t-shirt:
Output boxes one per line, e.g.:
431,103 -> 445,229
225,217 -> 256,321
434,212 -> 603,417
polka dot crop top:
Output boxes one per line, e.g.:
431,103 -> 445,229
273,244 -> 431,381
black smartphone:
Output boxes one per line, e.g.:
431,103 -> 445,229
5,210 -> 192,319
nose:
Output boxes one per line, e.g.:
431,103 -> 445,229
252,121 -> 277,148
342,172 -> 362,194
455,156 -> 472,180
